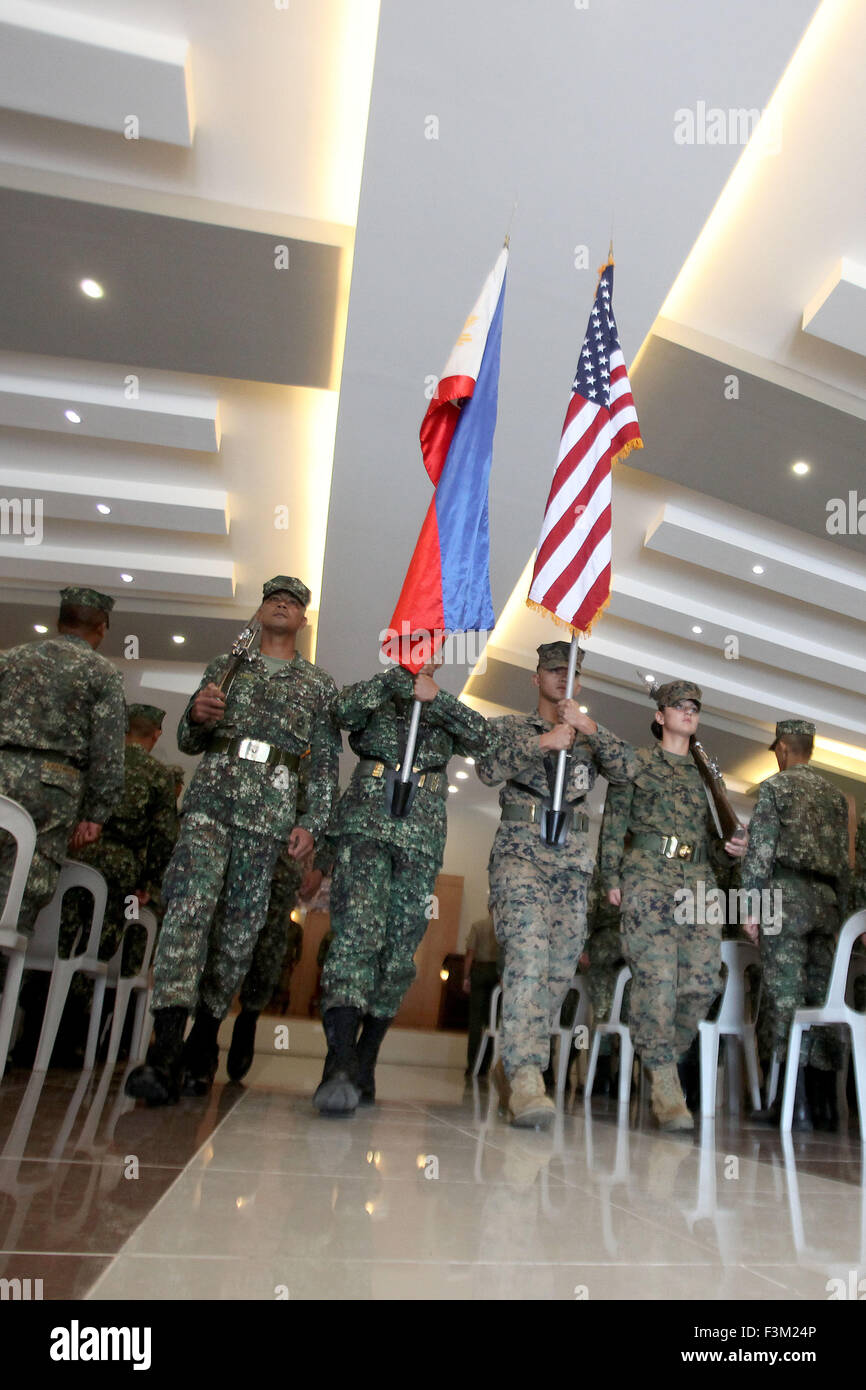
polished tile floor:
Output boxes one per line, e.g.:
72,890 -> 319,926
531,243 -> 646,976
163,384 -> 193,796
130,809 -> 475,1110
0,1053 -> 862,1301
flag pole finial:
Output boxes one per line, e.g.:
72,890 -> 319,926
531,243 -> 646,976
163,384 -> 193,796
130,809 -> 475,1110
504,195 -> 519,248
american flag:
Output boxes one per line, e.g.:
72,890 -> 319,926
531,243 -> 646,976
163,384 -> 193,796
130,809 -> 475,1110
527,262 -> 642,634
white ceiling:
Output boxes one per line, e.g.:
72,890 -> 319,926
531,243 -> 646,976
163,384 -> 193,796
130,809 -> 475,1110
1,0 -> 864,820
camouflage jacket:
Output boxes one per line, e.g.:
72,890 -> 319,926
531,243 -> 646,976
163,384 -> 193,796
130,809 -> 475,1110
331,665 -> 490,859
93,744 -> 180,897
855,810 -> 866,914
740,764 -> 851,903
0,633 -> 125,824
177,650 -> 340,840
477,713 -> 636,875
599,743 -> 726,892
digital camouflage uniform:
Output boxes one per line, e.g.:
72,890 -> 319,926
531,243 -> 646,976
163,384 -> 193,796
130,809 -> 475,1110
477,712 -> 635,1077
740,762 -> 851,1071
584,863 -> 628,1053
0,630 -> 125,931
151,649 -> 339,1015
62,742 -> 179,977
322,665 -> 489,1018
599,742 -> 731,1070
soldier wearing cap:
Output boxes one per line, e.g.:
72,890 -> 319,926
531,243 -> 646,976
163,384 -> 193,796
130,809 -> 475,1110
165,764 -> 186,805
742,717 -> 852,1130
312,649 -> 490,1116
0,585 -> 125,934
476,640 -> 636,1128
126,576 -> 340,1105
599,679 -> 748,1131
46,702 -> 181,1060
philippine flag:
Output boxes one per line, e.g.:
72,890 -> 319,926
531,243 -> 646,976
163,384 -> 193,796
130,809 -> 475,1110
383,245 -> 508,671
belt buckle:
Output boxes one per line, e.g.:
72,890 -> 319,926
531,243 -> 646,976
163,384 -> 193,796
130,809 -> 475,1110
529,804 -> 540,825
677,842 -> 693,860
371,762 -> 385,778
417,772 -> 427,788
238,738 -> 270,763
663,836 -> 679,859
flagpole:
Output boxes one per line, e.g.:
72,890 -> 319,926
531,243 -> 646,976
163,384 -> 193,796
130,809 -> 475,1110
391,695 -> 423,817
544,635 -> 580,843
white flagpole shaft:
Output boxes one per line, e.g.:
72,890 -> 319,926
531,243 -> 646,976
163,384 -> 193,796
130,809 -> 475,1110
399,699 -> 423,783
551,637 -> 580,811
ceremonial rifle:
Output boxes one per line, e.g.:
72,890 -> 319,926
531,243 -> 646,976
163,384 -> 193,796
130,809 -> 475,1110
217,614 -> 262,696
689,737 -> 744,843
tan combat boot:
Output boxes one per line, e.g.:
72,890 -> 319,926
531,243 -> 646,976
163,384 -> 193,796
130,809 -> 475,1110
649,1064 -> 694,1132
508,1066 -> 556,1129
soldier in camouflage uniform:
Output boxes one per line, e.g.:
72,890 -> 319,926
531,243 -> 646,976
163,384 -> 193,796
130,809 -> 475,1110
583,863 -> 629,1096
126,576 -> 340,1105
47,704 -> 180,1058
0,586 -> 125,935
599,680 -> 748,1131
742,718 -> 851,1130
477,641 -> 636,1129
314,658 -> 489,1115
165,764 -> 186,805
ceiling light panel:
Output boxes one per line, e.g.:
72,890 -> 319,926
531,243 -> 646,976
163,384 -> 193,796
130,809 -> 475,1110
0,468 -> 229,535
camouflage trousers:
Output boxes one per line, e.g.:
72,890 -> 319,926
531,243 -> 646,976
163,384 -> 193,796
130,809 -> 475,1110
621,870 -> 721,1070
759,878 -> 842,1071
322,835 -> 439,1019
585,926 -> 630,1057
152,811 -> 283,1015
0,749 -> 81,933
489,854 -> 589,1077
232,853 -> 302,1014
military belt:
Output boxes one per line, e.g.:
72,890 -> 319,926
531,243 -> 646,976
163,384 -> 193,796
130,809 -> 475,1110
774,865 -> 836,889
355,758 -> 449,800
501,803 -> 589,833
630,832 -> 708,863
210,736 -> 300,771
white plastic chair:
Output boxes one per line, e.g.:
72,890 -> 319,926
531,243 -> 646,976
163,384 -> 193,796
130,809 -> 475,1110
101,906 -> 159,1067
765,947 -> 866,1111
471,984 -> 501,1077
780,910 -> 866,1134
25,861 -> 110,1071
698,939 -> 763,1118
0,795 -> 38,1080
584,965 -> 633,1106
554,973 -> 591,1098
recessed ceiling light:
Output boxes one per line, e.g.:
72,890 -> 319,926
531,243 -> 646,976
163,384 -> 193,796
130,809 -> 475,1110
464,757 -> 475,765
80,279 -> 104,298
448,784 -> 458,793
791,461 -> 810,476
456,770 -> 468,779
33,623 -> 48,634
96,503 -> 111,515
692,625 -> 703,634
579,705 -> 588,713
120,572 -> 134,583
172,634 -> 186,644
752,564 -> 765,575
65,409 -> 81,424
644,674 -> 655,683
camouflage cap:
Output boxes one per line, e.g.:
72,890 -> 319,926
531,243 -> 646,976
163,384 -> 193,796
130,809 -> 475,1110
262,575 -> 311,607
654,680 -> 702,710
126,703 -> 166,728
537,640 -> 584,671
59,586 -> 114,613
769,717 -> 816,751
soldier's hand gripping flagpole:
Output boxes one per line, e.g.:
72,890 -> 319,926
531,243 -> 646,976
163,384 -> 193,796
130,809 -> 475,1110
542,635 -> 579,846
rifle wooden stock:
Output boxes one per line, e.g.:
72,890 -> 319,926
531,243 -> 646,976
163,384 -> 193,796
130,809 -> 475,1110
690,737 -> 743,842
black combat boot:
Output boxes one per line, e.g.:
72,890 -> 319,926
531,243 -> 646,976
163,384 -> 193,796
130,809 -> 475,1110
313,1006 -> 360,1115
677,1037 -> 701,1113
594,1052 -> 613,1098
752,1066 -> 813,1131
355,1014 -> 392,1105
807,1066 -> 839,1132
227,1009 -> 259,1083
125,1007 -> 188,1105
181,1007 -> 222,1096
